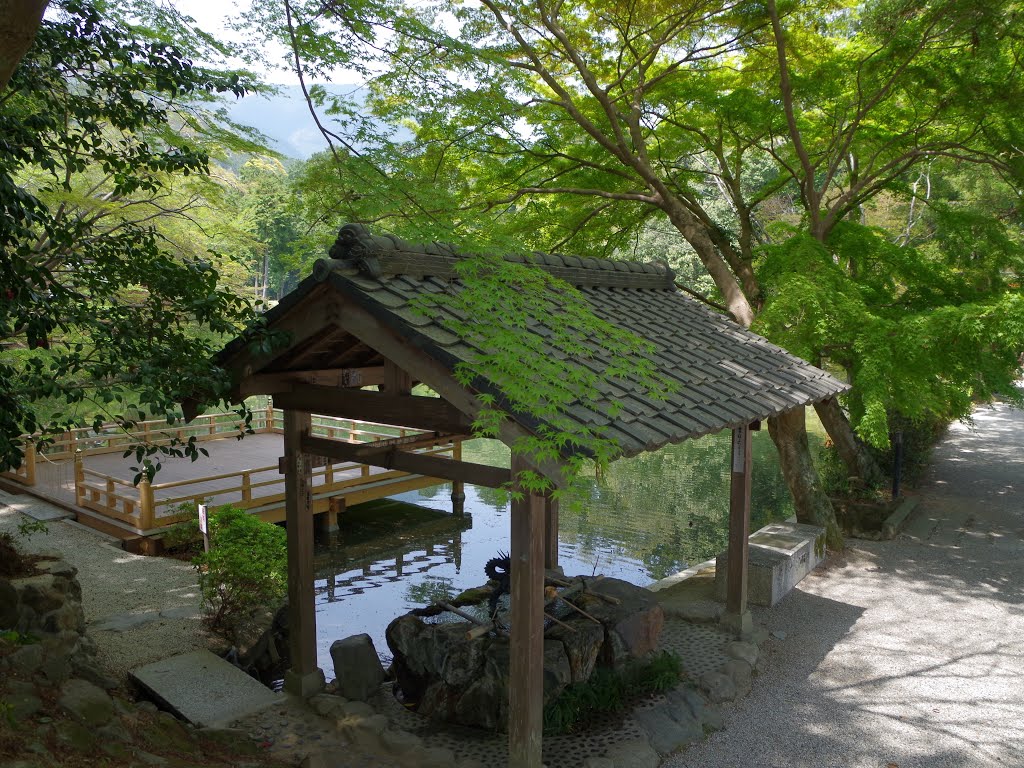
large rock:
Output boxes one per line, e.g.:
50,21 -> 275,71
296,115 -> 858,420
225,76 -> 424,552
577,578 -> 665,666
6,679 -> 43,720
0,577 -> 18,628
15,574 -> 67,615
546,620 -> 604,683
58,678 -> 115,727
604,737 -> 661,768
634,705 -> 701,755
387,575 -> 665,732
330,633 -> 386,701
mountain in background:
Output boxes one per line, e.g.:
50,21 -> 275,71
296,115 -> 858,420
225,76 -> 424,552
224,84 -> 368,160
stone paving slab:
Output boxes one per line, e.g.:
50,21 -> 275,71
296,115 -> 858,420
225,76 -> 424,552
132,649 -> 280,727
0,493 -> 75,521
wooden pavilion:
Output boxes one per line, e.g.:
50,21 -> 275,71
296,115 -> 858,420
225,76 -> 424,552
192,223 -> 847,768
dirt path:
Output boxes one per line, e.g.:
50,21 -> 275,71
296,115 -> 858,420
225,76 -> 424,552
665,398 -> 1024,768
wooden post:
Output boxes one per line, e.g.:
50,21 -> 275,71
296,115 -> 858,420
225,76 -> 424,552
722,424 -> 753,638
282,409 -> 324,698
241,472 -> 252,503
543,494 -> 559,570
138,477 -> 155,531
508,454 -> 545,768
22,439 -> 36,486
74,452 -> 84,506
266,401 -> 275,433
451,440 -> 466,515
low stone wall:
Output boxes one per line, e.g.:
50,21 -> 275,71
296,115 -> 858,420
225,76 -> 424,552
1,551 -> 267,766
0,554 -> 115,690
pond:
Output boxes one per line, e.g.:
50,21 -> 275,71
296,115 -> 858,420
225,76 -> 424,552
311,423 -> 824,672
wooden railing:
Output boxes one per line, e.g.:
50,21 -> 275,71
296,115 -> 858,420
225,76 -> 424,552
2,408 -> 273,487
1,440 -> 37,486
69,407 -> 464,534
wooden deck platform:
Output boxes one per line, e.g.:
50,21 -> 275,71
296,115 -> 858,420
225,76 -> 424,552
3,409 -> 465,541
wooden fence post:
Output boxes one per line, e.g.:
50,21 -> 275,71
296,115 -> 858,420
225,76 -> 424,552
74,452 -> 84,506
242,472 -> 252,503
266,401 -> 275,433
138,477 -> 155,531
23,439 -> 36,486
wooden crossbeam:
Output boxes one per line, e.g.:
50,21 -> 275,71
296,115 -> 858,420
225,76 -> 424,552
240,367 -> 386,396
299,434 -> 511,489
277,431 -> 457,472
272,385 -> 473,434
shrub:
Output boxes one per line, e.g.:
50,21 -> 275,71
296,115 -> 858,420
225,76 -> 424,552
193,506 -> 287,640
543,651 -> 683,734
161,502 -> 202,552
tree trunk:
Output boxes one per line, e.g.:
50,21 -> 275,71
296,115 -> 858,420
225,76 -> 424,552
813,397 -> 884,488
0,0 -> 49,92
768,407 -> 843,550
659,199 -> 841,549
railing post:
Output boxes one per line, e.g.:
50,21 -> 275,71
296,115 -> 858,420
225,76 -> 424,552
242,472 -> 252,503
138,477 -> 155,531
23,439 -> 36,486
105,477 -> 115,509
266,401 -> 275,433
74,451 -> 84,506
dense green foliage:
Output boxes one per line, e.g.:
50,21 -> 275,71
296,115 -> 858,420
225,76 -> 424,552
0,0 -> 268,472
269,0 -> 1023,510
543,651 -> 683,734
3,0 -> 1022,525
193,505 -> 287,638
413,252 -> 673,493
757,223 -> 1024,448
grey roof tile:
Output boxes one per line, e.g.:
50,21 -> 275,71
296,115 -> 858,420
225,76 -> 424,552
232,225 -> 848,459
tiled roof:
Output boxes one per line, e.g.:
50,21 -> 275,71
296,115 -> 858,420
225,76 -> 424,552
295,224 -> 848,458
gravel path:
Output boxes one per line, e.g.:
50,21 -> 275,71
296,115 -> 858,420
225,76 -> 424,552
0,491 -> 206,680
666,399 -> 1024,768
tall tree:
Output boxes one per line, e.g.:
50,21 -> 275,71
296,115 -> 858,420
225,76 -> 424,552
0,0 -> 265,471
244,0 -> 1024,543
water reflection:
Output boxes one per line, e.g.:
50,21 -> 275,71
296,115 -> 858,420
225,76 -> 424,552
312,427 -> 819,671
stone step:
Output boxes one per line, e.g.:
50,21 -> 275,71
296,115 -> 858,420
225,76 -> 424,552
131,649 -> 280,727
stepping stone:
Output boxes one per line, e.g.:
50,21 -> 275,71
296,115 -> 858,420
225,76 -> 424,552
7,500 -> 75,522
92,611 -> 163,632
131,650 -> 280,727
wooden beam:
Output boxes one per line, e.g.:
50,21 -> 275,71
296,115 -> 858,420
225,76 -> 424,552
222,283 -> 341,377
335,298 -> 570,489
382,359 -> 413,394
300,434 -> 511,489
273,384 -> 474,434
723,423 -> 752,638
544,494 -> 559,570
508,454 -> 545,768
239,367 -> 386,396
282,409 -> 324,697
